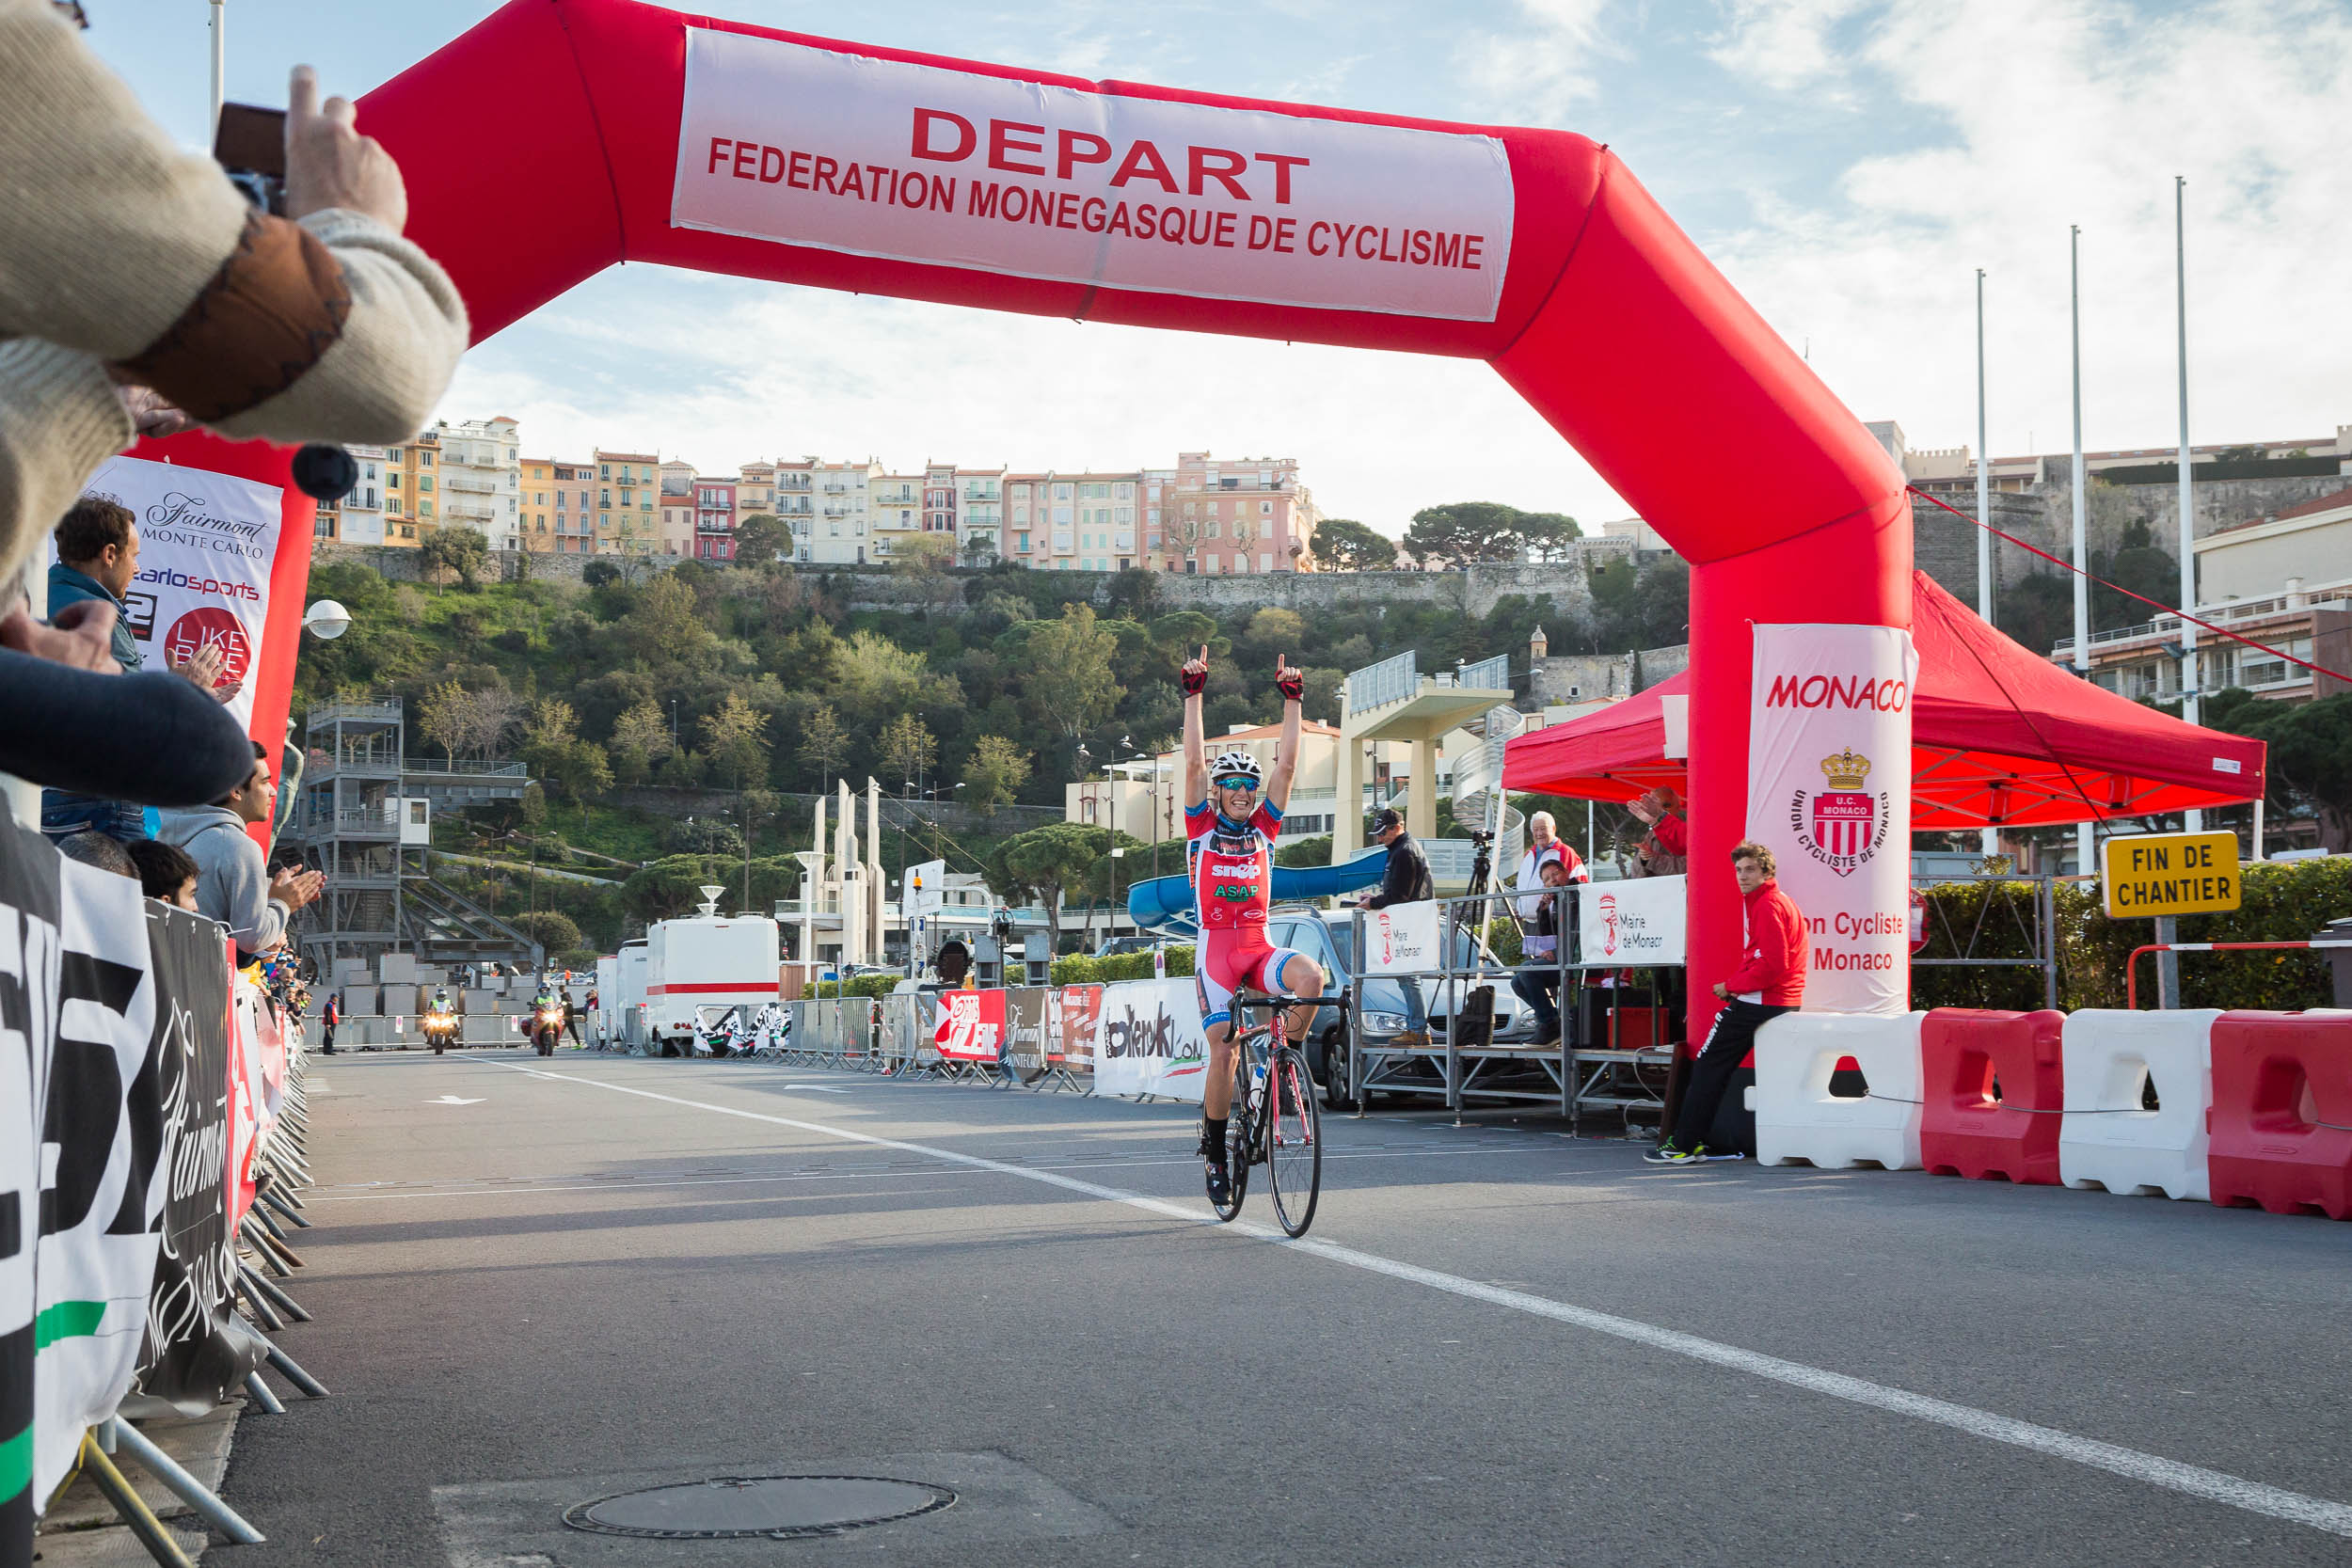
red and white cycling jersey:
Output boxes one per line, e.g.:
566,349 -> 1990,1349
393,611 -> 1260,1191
1186,799 -> 1299,1029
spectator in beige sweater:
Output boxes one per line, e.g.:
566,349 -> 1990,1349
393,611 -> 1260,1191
0,0 -> 469,669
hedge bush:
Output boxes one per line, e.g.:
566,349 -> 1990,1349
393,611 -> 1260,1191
1908,861 -> 2351,1012
808,974 -> 903,1000
1052,945 -> 1195,985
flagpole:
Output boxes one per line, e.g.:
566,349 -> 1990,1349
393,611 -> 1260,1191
2070,225 -> 2094,880
209,0 -> 226,137
2175,176 -> 2201,835
1977,267 -> 1997,860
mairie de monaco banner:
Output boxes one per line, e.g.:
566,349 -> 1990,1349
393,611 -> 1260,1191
78,455 -> 283,734
671,28 -> 1516,322
1746,625 -> 1918,1014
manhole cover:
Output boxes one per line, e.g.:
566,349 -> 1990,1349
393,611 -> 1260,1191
563,1475 -> 955,1540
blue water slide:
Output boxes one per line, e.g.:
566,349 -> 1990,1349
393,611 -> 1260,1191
1125,847 -> 1391,935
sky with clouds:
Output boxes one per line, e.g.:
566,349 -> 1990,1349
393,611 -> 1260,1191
88,0 -> 2352,535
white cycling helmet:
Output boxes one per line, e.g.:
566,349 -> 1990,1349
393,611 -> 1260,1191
1210,750 -> 1263,788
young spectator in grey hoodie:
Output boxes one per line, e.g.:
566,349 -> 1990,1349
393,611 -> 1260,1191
157,741 -> 321,959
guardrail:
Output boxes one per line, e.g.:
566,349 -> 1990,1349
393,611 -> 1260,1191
1345,649 -> 1417,714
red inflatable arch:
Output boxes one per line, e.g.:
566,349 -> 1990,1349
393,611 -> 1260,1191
343,0 -> 1911,1035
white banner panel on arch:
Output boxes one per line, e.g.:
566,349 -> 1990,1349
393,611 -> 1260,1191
78,455 -> 282,731
672,27 -> 1517,321
1745,625 -> 1918,1014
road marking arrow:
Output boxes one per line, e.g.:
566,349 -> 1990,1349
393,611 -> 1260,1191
428,1095 -> 485,1105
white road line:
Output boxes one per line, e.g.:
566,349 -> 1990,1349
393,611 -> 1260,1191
309,1145 -> 1562,1201
468,1056 -> 2352,1542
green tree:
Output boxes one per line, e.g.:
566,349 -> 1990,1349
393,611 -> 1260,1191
522,698 -> 613,800
798,702 -> 851,796
606,697 -> 671,786
699,693 -> 771,790
1025,604 -> 1124,740
419,526 -> 491,589
1311,517 -> 1396,572
880,711 -> 938,789
1401,501 -> 1525,566
732,513 -> 790,567
961,732 -> 1032,813
417,677 -> 473,763
514,910 -> 581,954
625,574 -> 707,662
2233,691 -> 2352,850
988,822 -> 1111,949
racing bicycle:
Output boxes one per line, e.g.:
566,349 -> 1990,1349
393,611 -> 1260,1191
1209,990 -> 1323,1237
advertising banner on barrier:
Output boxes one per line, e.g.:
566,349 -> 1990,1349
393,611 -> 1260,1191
673,28 -> 1517,323
32,861 -> 167,1511
1053,985 -> 1102,1068
79,455 -> 283,733
934,987 -> 1008,1063
1093,979 -> 1210,1101
1747,624 -> 1918,1013
0,810 -> 61,1552
134,906 -> 252,1416
1577,875 -> 1686,967
1002,988 -> 1050,1075
1362,899 -> 1443,975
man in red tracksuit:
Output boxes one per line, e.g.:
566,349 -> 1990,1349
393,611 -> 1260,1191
1647,840 -> 1808,1164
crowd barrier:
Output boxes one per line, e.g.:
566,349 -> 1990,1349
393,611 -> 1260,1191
1754,1012 -> 1927,1171
625,969 -> 2352,1227
5,818 -> 333,1568
1740,1002 -> 2352,1219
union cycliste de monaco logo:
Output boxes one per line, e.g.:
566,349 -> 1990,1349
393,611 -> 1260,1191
1788,747 -> 1891,878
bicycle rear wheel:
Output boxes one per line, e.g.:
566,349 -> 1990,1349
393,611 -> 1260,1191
1264,1043 -> 1322,1237
1211,1046 -> 1253,1222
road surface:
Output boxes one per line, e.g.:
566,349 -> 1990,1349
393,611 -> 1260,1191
218,1049 -> 2352,1565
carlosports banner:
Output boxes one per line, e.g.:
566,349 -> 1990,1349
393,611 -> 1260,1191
1092,979 -> 1209,1101
1361,900 -> 1443,976
1746,625 -> 1918,1013
933,987 -> 1008,1063
78,455 -> 283,732
1577,875 -> 1685,967
673,28 -> 1516,322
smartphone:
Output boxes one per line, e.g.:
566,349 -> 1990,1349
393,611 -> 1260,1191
213,102 -> 286,215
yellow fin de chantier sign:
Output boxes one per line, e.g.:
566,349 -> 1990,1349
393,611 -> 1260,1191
2101,831 -> 2242,919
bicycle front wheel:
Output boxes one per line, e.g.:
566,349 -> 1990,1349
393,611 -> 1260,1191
1264,1043 -> 1322,1237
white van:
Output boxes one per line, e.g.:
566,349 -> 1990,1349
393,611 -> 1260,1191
645,911 -> 781,1053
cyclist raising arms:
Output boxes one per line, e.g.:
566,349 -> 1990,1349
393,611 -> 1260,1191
1182,644 -> 1324,1207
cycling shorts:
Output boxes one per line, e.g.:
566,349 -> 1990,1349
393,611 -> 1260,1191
1196,940 -> 1306,1033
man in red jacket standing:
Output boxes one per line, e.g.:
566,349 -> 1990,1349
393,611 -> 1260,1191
1646,840 -> 1809,1164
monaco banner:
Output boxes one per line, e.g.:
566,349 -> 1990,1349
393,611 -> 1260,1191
672,28 -> 1516,322
1746,625 -> 1918,1013
79,455 -> 284,732
1577,875 -> 1685,968
1361,900 -> 1443,975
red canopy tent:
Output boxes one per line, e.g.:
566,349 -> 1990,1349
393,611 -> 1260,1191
1503,572 -> 2267,828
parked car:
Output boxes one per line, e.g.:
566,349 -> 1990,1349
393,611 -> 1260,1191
1093,935 -> 1167,959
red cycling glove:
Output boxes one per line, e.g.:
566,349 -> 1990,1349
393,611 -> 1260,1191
1276,667 -> 1305,702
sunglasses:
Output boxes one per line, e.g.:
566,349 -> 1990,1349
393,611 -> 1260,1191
1215,776 -> 1259,792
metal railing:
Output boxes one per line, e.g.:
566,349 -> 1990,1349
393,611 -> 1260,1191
1346,887 -> 1572,1118
1345,650 -> 1417,714
1456,653 -> 1511,691
404,758 -> 530,778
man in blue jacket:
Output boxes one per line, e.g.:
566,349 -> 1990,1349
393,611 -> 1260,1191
43,496 -> 240,840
